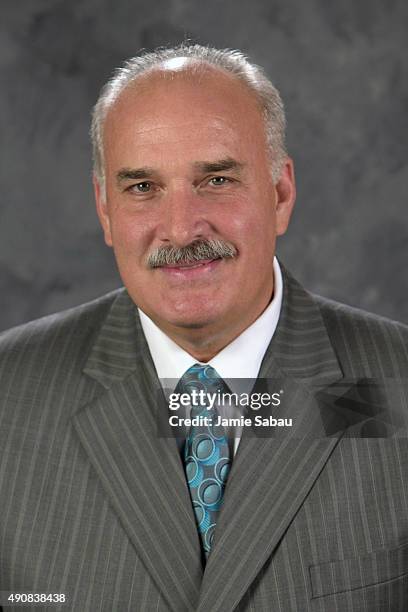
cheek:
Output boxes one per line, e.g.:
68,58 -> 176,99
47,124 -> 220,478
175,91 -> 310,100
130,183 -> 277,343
221,200 -> 276,248
110,212 -> 153,255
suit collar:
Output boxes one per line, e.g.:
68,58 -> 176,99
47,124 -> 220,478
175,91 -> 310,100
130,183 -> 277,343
259,262 -> 343,382
82,289 -> 154,388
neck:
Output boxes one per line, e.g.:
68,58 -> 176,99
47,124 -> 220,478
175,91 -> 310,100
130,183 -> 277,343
151,295 -> 274,362
164,332 -> 233,363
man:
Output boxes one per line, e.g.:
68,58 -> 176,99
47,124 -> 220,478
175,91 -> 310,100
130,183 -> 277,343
0,44 -> 407,612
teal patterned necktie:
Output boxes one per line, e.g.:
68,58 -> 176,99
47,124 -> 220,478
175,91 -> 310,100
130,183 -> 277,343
177,364 -> 231,558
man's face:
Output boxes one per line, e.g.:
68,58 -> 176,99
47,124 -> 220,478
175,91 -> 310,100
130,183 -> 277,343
95,65 -> 295,350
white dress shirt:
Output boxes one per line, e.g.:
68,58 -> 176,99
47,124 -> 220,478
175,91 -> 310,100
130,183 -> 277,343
139,257 -> 283,453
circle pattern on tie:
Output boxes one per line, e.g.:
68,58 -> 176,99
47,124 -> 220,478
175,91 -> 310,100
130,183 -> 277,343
177,363 -> 232,557
194,435 -> 215,461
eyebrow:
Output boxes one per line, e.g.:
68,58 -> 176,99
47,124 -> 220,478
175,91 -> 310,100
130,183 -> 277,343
116,167 -> 155,187
194,158 -> 244,174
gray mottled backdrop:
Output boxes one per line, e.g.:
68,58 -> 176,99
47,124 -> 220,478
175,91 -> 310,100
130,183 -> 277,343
1,0 -> 407,331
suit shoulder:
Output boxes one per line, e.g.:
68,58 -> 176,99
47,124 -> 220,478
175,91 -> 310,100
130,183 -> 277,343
0,289 -> 125,371
314,294 -> 408,338
314,294 -> 408,375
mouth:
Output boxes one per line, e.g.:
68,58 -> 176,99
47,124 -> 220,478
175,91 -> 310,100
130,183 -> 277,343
158,258 -> 222,278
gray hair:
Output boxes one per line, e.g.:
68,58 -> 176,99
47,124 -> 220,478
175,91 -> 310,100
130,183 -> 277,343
91,43 -> 287,195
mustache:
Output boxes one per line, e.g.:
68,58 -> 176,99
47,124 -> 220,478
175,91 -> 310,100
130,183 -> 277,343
147,239 -> 237,268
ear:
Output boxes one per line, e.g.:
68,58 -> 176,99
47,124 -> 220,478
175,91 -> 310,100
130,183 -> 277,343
274,158 -> 296,236
94,175 -> 113,247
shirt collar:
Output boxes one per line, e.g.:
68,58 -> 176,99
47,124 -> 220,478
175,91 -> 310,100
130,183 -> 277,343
138,257 -> 283,389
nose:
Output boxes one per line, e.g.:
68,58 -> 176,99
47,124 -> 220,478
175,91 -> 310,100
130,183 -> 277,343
157,184 -> 209,247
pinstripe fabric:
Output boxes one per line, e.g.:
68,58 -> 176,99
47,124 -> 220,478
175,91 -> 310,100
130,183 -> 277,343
1,264 -> 408,611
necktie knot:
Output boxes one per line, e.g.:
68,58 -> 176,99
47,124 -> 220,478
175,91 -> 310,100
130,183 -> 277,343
176,363 -> 227,396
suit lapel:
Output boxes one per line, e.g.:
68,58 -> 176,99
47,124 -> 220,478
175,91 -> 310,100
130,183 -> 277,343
196,265 -> 346,612
73,291 -> 202,612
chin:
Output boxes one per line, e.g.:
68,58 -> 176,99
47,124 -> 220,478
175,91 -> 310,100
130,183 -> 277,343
164,312 -> 218,330
158,303 -> 224,331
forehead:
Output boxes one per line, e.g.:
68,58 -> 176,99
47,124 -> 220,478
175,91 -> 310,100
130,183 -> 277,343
103,66 -> 267,164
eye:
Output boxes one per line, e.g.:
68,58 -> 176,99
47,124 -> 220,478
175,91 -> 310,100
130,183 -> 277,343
128,181 -> 153,193
208,176 -> 230,187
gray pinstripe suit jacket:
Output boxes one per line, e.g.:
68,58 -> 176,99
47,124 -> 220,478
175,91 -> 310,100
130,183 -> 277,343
1,265 -> 408,612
